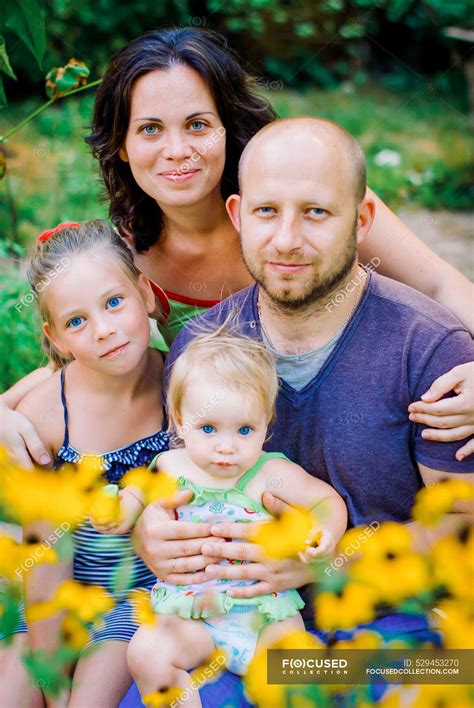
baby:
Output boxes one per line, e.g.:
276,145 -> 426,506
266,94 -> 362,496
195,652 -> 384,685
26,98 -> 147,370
127,328 -> 348,705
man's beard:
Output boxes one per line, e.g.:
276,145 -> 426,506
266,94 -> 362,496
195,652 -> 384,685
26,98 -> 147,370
243,225 -> 358,312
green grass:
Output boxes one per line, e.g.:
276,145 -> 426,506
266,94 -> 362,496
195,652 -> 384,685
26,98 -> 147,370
0,81 -> 472,390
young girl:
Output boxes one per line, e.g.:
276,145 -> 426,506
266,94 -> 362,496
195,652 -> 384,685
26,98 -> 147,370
12,220 -> 169,707
126,329 -> 348,706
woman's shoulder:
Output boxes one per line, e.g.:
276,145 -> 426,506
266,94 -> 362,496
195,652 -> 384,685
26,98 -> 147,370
15,369 -> 64,453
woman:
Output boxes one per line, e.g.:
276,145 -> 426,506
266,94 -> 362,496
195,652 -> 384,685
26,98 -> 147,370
2,27 -> 472,468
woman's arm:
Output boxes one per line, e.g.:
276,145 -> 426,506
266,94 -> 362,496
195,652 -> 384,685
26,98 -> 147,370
1,365 -> 54,409
360,188 -> 474,334
1,368 -> 56,467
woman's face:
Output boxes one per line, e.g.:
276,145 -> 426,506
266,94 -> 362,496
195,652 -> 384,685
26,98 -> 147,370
120,64 -> 227,209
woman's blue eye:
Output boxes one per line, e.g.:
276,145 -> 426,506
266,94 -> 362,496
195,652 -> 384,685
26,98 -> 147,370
239,426 -> 252,436
201,425 -> 215,434
67,316 -> 84,329
142,125 -> 159,136
107,296 -> 122,309
190,121 -> 206,131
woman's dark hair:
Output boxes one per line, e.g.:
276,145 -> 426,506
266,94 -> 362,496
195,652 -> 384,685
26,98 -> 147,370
86,27 -> 278,252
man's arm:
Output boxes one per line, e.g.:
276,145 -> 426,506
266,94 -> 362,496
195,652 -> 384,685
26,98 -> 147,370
405,466 -> 474,554
359,188 -> 474,334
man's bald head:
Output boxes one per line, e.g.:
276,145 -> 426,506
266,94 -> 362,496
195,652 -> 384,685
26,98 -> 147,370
239,117 -> 367,205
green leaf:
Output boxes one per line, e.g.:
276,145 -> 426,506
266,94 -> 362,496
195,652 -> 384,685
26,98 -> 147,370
0,76 -> 7,107
23,648 -> 72,697
387,0 -> 414,22
4,0 -> 46,69
0,36 -> 16,79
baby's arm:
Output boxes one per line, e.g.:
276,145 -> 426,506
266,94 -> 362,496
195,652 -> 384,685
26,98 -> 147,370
262,459 -> 348,564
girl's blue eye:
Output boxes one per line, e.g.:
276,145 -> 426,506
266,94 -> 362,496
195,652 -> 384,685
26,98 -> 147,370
107,296 -> 122,309
67,316 -> 84,329
201,425 -> 215,434
239,426 -> 252,436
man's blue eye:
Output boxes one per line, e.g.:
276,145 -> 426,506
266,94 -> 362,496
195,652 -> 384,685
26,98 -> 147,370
309,207 -> 326,216
67,316 -> 84,328
201,425 -> 215,434
107,296 -> 122,309
239,426 -> 252,436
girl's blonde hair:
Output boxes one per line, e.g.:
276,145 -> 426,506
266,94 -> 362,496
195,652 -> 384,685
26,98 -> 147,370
167,321 -> 279,438
27,219 -> 155,368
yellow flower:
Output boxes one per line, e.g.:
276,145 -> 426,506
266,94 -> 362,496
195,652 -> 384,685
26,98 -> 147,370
25,599 -> 58,624
53,580 -> 114,623
61,613 -> 90,651
315,582 -> 378,630
359,522 -> 413,559
0,535 -> 56,580
411,684 -> 474,708
88,486 -> 121,525
254,507 -> 315,559
429,526 -> 473,599
1,464 -> 89,527
413,479 -> 474,526
142,688 -> 186,707
129,589 -> 156,626
351,552 -> 430,605
436,599 -> 474,649
245,630 -> 322,707
122,467 -> 178,506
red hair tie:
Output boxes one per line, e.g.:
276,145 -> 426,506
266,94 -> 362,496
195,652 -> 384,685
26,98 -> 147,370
37,222 -> 80,243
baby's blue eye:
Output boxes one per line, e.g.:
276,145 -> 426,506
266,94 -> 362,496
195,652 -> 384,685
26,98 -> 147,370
67,316 -> 84,329
201,425 -> 215,434
107,296 -> 122,309
239,426 -> 252,436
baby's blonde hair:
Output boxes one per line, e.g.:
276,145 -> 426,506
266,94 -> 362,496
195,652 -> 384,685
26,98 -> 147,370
168,321 -> 279,438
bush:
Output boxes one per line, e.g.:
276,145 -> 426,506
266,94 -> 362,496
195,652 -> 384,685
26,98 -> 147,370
0,261 -> 45,391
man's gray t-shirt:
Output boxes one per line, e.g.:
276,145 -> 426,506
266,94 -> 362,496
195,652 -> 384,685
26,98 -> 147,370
261,326 -> 345,391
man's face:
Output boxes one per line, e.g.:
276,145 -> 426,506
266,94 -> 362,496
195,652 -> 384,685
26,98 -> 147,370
236,134 -> 359,309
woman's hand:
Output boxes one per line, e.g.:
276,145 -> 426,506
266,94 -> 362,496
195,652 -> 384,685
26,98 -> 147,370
200,493 -> 321,598
409,362 -> 474,460
131,491 -> 224,582
0,404 -> 51,468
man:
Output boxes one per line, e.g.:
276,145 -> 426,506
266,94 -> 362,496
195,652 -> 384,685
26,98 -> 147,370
134,118 -> 473,636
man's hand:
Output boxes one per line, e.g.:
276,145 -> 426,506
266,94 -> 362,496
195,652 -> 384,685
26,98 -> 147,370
200,492 -> 319,598
0,405 -> 51,468
409,362 -> 474,460
131,490 -> 225,583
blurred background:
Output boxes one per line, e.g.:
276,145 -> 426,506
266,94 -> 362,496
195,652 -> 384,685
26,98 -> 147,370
0,0 -> 473,390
